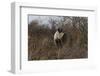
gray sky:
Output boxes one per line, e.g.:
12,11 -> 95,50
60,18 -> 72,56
28,15 -> 63,25
28,15 -> 74,29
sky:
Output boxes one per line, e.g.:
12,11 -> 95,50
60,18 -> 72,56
28,15 -> 75,29
28,15 -> 63,26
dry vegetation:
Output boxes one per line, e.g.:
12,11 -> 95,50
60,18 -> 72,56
28,16 -> 88,60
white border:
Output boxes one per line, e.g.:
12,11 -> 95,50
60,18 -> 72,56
11,2 -> 97,74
